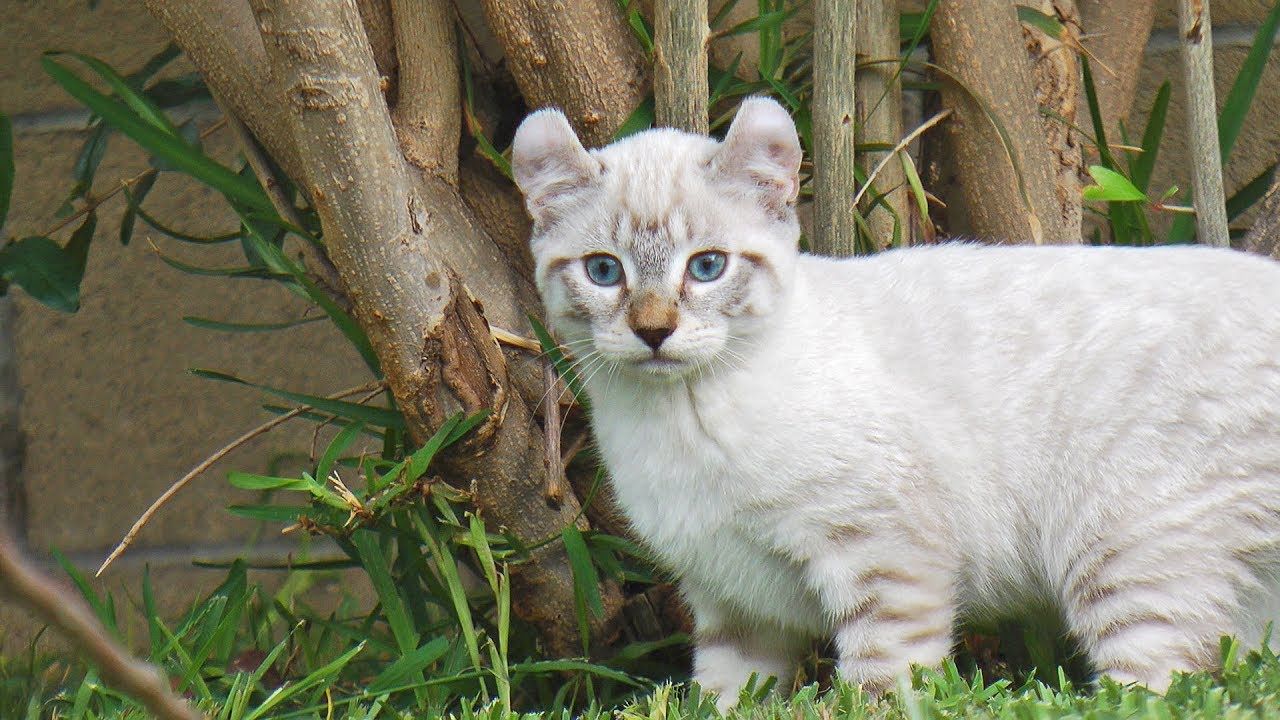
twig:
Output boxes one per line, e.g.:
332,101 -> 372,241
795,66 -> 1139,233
490,325 -> 541,353
542,361 -> 568,505
1178,0 -> 1230,247
0,530 -> 204,720
853,109 -> 952,208
38,118 -> 229,240
308,384 -> 390,462
97,381 -> 384,576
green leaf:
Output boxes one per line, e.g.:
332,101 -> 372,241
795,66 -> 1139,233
1226,163 -> 1276,221
367,637 -> 450,694
722,8 -> 795,37
243,640 -> 366,720
182,314 -> 325,333
227,471 -> 316,492
69,123 -> 109,203
1015,5 -> 1064,39
65,209 -> 96,281
190,368 -> 405,429
351,530 -> 418,653
50,52 -> 181,137
612,97 -> 654,141
0,113 -> 13,230
317,420 -> 365,483
1130,81 -> 1170,192
531,316 -> 590,413
118,172 -> 157,246
563,524 -> 605,654
42,54 -> 273,214
899,151 -> 930,233
1082,166 -> 1147,202
1217,0 -> 1280,164
0,236 -> 84,312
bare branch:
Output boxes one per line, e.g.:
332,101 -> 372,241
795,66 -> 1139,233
1243,171 -> 1280,258
0,533 -> 204,720
390,0 -> 461,179
146,0 -> 305,184
477,0 -> 649,147
931,0 -> 1075,245
812,0 -> 859,257
97,382 -> 385,576
654,0 -> 709,134
1178,0 -> 1230,247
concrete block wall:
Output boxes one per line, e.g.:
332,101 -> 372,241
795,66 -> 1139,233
1,0 -> 1277,648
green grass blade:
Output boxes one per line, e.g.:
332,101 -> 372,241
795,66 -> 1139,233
1226,163 -> 1276,221
351,530 -> 418,653
243,640 -> 366,720
366,636 -> 449,694
51,52 -> 181,137
118,171 -> 157,246
318,420 -> 365,482
414,514 -> 485,679
181,314 -> 326,333
563,525 -> 605,655
1130,81 -> 1170,192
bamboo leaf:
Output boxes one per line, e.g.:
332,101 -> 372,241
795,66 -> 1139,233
118,172 -> 157,246
42,54 -> 273,214
50,52 -> 181,137
0,236 -> 83,312
1082,166 -> 1147,202
190,368 -> 404,429
181,314 -> 325,333
1218,0 -> 1280,163
1130,81 -> 1170,192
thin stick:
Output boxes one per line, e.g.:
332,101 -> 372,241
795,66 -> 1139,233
1178,0 -> 1230,247
852,109 -> 952,208
490,325 -> 541,353
0,531 -> 204,720
97,381 -> 384,576
542,361 -> 568,505
39,119 -> 228,240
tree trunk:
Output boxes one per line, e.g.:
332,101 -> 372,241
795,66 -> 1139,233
1077,0 -> 1156,144
931,0 -> 1077,245
856,0 -> 909,249
654,0 -> 709,134
812,0 -> 860,256
145,0 -> 649,655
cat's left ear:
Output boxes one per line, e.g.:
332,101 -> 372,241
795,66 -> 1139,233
712,97 -> 802,213
512,108 -> 601,226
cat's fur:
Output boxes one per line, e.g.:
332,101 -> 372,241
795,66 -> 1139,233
512,97 -> 1280,704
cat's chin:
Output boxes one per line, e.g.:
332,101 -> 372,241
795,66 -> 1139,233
629,355 -> 696,380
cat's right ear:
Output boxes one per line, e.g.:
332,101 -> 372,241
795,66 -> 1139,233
512,109 -> 601,226
713,97 -> 802,215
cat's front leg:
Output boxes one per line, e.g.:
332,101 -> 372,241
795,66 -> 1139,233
809,546 -> 957,695
685,588 -> 806,710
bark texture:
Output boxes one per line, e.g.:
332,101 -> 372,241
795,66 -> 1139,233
145,0 -> 646,655
1023,0 -> 1083,244
477,0 -> 649,147
654,0 -> 709,134
856,0 -> 908,248
812,0 -> 859,256
932,0 -> 1076,245
1243,171 -> 1280,258
1178,0 -> 1230,247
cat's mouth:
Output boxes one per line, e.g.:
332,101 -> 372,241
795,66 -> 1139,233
634,355 -> 688,375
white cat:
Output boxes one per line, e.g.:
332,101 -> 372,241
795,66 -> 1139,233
512,96 -> 1280,706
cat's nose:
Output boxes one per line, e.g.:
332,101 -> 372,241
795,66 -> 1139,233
634,326 -> 674,350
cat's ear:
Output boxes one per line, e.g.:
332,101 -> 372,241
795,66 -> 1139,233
713,97 -> 802,213
512,108 -> 601,226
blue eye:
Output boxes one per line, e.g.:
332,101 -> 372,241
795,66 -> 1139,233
687,251 -> 728,282
584,254 -> 623,286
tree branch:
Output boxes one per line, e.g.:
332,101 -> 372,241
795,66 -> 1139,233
931,0 -> 1075,245
0,532 -> 204,720
1243,170 -> 1280,258
356,0 -> 398,82
1179,0 -> 1230,247
477,0 -> 649,147
812,0 -> 859,257
248,0 -> 616,654
654,0 -> 709,134
1024,0 -> 1083,244
146,0 -> 305,185
855,0 -> 908,248
390,0 -> 461,180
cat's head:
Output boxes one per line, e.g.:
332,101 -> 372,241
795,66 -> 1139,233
512,97 -> 802,382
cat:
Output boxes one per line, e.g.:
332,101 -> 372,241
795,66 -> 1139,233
511,96 -> 1280,706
